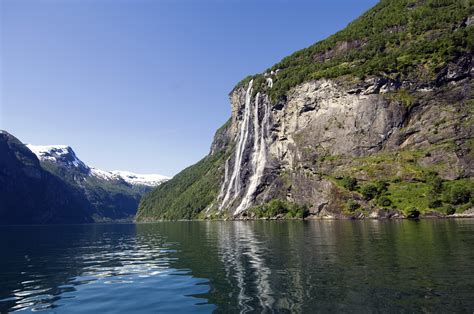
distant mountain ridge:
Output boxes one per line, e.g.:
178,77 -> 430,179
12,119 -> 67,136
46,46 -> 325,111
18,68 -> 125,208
25,143 -> 169,222
0,131 -> 93,224
26,144 -> 169,187
0,131 -> 169,224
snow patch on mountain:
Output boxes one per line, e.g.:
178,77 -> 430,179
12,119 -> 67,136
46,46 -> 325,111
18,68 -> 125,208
111,171 -> 169,187
27,144 -> 70,157
26,144 -> 169,187
26,144 -> 87,169
90,167 -> 118,181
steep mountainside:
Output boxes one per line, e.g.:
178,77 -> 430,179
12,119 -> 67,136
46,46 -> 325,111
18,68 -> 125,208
0,131 -> 93,224
137,0 -> 473,221
26,144 -> 169,222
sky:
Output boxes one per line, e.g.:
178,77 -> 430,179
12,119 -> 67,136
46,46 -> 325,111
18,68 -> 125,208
0,0 -> 378,177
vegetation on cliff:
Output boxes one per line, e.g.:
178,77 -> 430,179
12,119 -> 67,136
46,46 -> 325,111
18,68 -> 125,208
249,200 -> 308,219
327,149 -> 474,217
238,0 -> 473,102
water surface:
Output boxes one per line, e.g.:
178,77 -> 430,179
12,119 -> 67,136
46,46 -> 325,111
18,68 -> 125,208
1,220 -> 473,312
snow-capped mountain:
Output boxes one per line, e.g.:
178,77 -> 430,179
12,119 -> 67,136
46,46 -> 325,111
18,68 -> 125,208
89,168 -> 169,187
26,144 -> 169,187
25,143 -> 170,222
111,171 -> 169,187
26,144 -> 89,172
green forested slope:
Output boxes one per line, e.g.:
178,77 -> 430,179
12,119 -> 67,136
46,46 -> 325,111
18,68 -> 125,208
136,123 -> 231,220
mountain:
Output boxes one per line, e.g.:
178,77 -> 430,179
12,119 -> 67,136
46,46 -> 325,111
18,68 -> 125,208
137,0 -> 473,221
0,131 -> 93,224
26,144 -> 169,222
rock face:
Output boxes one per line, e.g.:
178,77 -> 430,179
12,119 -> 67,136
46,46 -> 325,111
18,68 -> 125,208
0,131 -> 93,224
213,67 -> 472,217
26,144 -> 169,222
136,1 -> 473,220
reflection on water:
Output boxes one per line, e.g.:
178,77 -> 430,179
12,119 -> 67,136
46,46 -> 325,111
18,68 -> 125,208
215,222 -> 274,312
1,220 -> 474,313
0,224 -> 213,313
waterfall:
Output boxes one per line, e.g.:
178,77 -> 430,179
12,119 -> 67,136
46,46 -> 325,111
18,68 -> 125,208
234,93 -> 270,215
219,80 -> 254,210
218,158 -> 230,199
219,79 -> 271,215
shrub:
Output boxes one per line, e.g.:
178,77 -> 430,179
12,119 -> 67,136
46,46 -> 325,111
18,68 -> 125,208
264,199 -> 289,217
430,177 -> 444,194
407,207 -> 420,219
444,205 -> 456,215
375,180 -> 389,195
361,184 -> 379,200
443,185 -> 471,205
377,196 -> 392,207
287,202 -> 307,218
425,171 -> 444,194
251,199 -> 307,218
428,199 -> 443,208
347,200 -> 361,212
342,176 -> 358,191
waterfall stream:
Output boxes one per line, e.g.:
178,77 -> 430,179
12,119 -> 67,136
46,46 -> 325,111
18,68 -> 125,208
219,80 -> 253,209
219,80 -> 270,215
235,93 -> 270,215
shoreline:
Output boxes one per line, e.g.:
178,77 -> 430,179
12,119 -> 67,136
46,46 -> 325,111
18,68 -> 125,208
135,212 -> 474,223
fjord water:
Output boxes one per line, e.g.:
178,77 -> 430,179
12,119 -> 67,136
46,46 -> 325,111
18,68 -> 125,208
1,221 -> 473,313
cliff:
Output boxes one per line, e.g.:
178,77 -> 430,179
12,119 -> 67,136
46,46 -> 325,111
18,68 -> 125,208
137,0 -> 473,220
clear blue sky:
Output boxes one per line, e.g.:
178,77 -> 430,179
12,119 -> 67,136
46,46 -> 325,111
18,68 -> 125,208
1,0 -> 378,176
